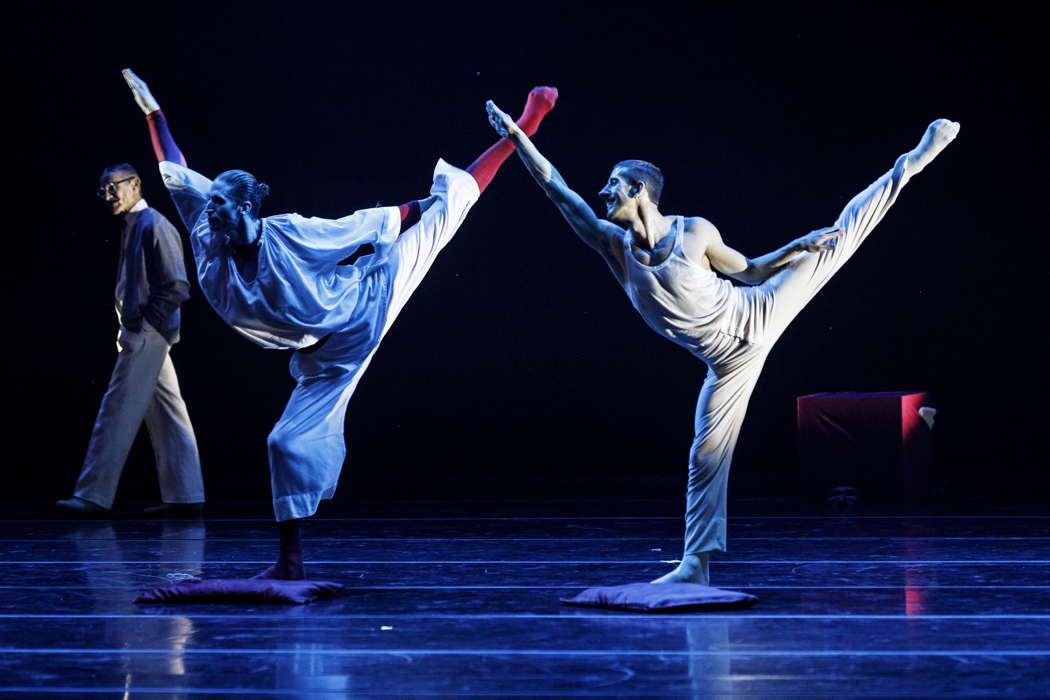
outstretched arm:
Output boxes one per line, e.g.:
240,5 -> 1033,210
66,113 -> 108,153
486,100 -> 626,281
123,69 -> 187,166
125,69 -> 212,234
704,220 -> 842,285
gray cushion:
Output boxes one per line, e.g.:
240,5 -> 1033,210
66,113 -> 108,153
135,578 -> 343,605
561,582 -> 757,612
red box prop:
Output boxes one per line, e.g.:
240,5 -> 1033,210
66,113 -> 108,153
797,391 -> 934,503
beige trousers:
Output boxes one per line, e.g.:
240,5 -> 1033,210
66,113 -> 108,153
75,322 -> 203,509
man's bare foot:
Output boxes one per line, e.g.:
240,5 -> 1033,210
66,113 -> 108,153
907,118 -> 960,174
251,554 -> 305,581
651,553 -> 710,585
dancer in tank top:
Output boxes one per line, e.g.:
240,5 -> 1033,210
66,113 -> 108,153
487,100 -> 958,584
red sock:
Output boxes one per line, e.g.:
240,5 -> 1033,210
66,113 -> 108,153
398,200 -> 421,231
145,110 -> 187,166
467,86 -> 558,194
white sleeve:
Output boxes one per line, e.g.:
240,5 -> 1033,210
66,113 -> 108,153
279,207 -> 402,267
159,161 -> 214,232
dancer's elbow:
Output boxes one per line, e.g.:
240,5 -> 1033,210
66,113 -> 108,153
734,262 -> 766,285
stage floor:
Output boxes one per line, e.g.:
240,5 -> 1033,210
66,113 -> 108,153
1,502 -> 1048,696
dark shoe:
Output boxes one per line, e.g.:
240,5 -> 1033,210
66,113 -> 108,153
143,502 -> 204,518
55,497 -> 110,518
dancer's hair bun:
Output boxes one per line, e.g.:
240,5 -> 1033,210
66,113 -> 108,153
217,170 -> 271,216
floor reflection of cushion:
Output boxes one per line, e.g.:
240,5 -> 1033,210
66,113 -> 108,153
561,582 -> 758,612
135,578 -> 344,605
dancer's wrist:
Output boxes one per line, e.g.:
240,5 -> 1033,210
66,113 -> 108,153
504,122 -> 525,141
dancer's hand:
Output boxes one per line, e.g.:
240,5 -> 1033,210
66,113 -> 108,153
795,226 -> 841,252
486,100 -> 520,139
122,68 -> 160,114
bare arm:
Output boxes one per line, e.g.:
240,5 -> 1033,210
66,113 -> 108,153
486,100 -> 626,282
700,219 -> 842,285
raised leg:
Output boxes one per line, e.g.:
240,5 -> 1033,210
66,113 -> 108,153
755,119 -> 959,344
466,87 -> 558,193
386,87 -> 557,238
343,88 -> 559,322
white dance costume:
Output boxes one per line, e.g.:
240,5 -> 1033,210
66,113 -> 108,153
162,159 -> 480,520
620,152 -> 913,555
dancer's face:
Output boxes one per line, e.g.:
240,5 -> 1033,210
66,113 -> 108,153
205,179 -> 249,236
98,171 -> 141,216
598,167 -> 642,223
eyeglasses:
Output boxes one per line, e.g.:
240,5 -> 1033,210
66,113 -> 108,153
96,176 -> 138,199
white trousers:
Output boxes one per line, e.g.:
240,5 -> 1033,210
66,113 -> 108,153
75,323 -> 204,509
684,152 -> 913,555
266,161 -> 480,521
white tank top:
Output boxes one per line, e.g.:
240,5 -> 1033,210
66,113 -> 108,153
621,216 -> 738,350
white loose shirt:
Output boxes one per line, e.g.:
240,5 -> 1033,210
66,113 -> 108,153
160,162 -> 401,349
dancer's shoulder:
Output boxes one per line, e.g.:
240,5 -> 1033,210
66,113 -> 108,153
138,206 -> 175,231
159,161 -> 212,197
682,216 -> 718,235
680,216 -> 722,265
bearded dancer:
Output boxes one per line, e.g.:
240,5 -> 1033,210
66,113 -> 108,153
123,69 -> 557,579
488,100 -> 957,585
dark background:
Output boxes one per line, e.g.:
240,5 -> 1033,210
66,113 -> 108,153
5,3 -> 1047,509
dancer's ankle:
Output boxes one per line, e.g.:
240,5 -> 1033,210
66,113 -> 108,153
466,86 -> 558,193
518,87 -> 559,136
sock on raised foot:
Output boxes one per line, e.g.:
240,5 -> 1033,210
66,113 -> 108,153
467,86 -> 559,194
397,200 -> 421,231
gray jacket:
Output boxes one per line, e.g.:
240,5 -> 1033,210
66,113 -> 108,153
116,205 -> 190,344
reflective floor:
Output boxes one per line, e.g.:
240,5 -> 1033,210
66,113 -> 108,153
1,503 -> 1049,697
